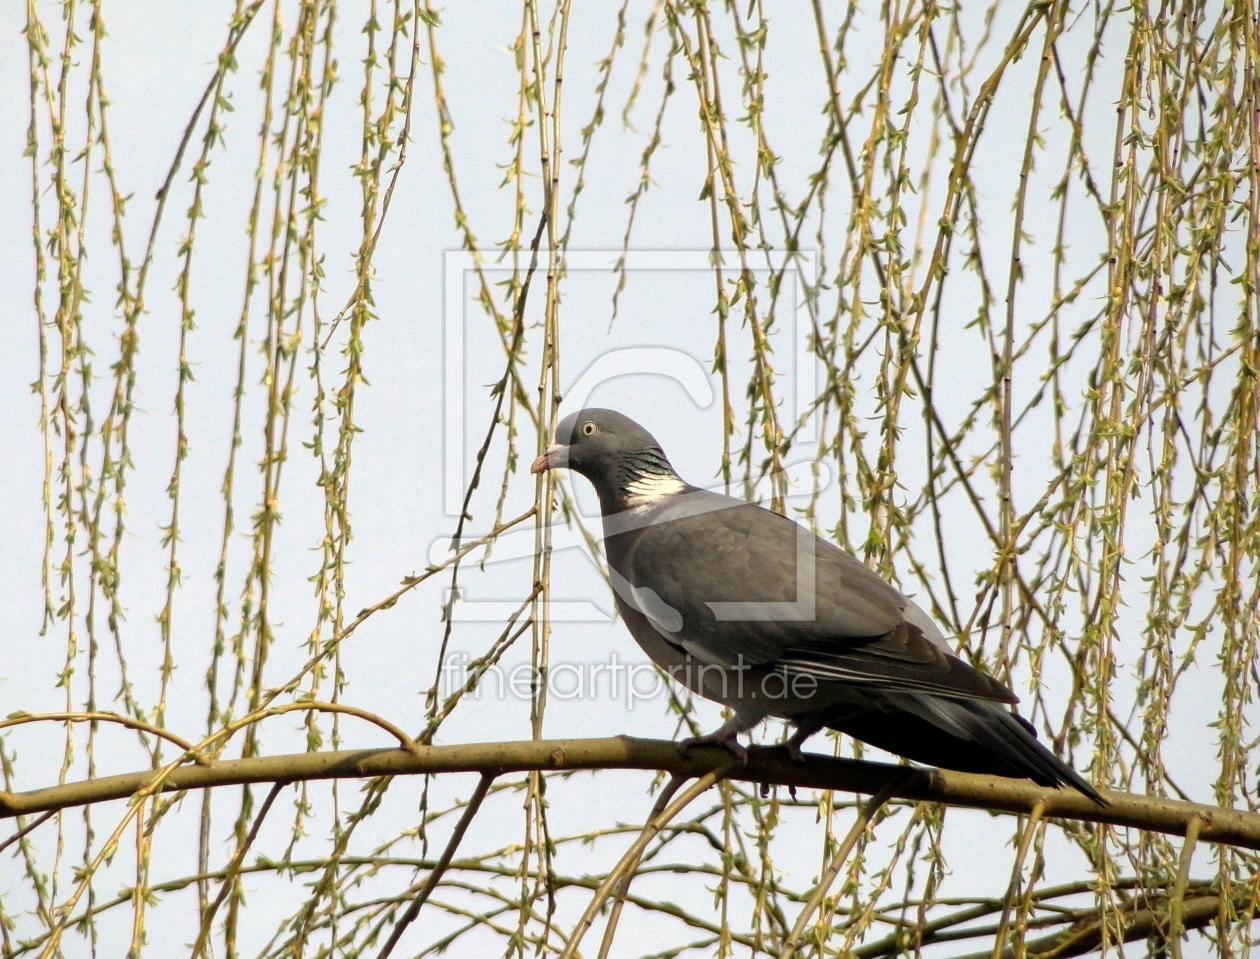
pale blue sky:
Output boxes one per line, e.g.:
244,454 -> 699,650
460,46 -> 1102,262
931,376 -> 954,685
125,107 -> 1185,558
1,3 -> 1234,955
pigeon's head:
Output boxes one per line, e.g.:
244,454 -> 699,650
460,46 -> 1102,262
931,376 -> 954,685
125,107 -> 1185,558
531,409 -> 683,508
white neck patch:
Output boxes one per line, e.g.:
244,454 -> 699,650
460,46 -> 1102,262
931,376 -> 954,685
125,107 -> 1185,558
623,472 -> 687,506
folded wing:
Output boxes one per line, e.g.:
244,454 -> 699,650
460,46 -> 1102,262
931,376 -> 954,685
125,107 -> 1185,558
623,489 -> 1014,704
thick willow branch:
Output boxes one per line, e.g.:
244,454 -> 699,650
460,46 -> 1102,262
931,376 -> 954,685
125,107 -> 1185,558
3,738 -> 1258,849
952,894 -> 1237,959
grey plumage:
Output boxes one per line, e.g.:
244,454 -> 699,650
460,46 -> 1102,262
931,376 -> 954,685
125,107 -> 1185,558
532,408 -> 1105,804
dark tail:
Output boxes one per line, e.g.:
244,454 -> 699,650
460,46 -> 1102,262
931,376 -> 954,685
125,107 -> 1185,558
824,693 -> 1107,805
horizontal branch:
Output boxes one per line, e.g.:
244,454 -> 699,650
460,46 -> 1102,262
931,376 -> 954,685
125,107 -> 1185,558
954,895 -> 1230,959
1,737 -> 1256,848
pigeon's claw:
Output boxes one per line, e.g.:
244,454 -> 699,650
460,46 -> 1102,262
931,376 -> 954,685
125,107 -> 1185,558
782,721 -> 822,763
677,713 -> 758,764
678,730 -> 748,763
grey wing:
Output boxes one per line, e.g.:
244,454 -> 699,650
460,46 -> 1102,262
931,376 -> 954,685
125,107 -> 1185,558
623,492 -> 1015,705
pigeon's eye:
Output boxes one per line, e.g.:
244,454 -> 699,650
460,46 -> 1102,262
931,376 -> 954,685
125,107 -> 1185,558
581,421 -> 598,436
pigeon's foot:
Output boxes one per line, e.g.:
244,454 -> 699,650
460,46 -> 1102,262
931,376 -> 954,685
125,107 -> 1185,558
781,721 -> 822,762
678,730 -> 748,763
677,712 -> 759,764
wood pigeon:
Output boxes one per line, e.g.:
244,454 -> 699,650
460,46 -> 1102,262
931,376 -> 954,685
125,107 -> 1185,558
532,408 -> 1105,803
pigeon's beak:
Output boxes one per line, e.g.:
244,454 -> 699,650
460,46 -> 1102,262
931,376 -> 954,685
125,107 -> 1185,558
530,443 -> 569,474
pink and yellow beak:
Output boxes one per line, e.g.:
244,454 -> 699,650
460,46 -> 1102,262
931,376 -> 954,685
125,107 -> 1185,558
530,444 -> 568,474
